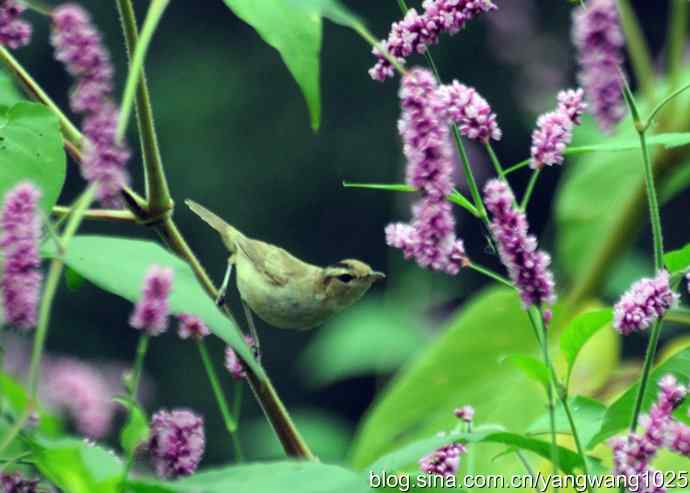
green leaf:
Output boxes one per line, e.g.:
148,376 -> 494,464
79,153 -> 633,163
222,0 -> 362,130
65,267 -> 87,291
568,132 -> 690,154
559,309 -> 613,383
664,243 -> 690,275
298,298 -> 428,387
0,102 -> 66,213
589,347 -> 690,447
349,288 -> 544,491
0,69 -> 24,107
42,235 -> 263,378
527,396 -> 607,450
127,462 -> 367,493
29,436 -> 124,493
222,0 -> 322,130
502,354 -> 550,391
115,397 -> 150,457
0,372 -> 62,436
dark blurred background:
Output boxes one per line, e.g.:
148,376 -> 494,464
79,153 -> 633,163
8,0 -> 677,466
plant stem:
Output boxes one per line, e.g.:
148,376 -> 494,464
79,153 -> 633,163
197,340 -> 243,461
617,0 -> 656,104
116,0 -> 172,215
27,186 -> 95,398
629,319 -> 663,432
0,48 -> 81,145
0,408 -> 32,456
560,394 -> 593,491
521,170 -> 541,211
504,160 -> 530,175
637,131 -> 664,271
485,143 -> 505,178
116,0 -> 171,143
527,307 -> 559,478
467,262 -> 513,289
122,334 -> 150,484
52,206 -> 137,224
667,0 -> 688,94
643,83 -> 690,133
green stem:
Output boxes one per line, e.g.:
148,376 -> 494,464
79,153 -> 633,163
0,408 -> 31,456
0,48 -> 81,145
116,0 -> 172,215
122,334 -> 150,486
527,307 -> 559,477
637,131 -> 664,270
667,0 -> 688,94
504,160 -> 530,175
52,206 -> 137,224
116,0 -> 171,143
485,143 -> 505,178
197,340 -> 243,461
521,170 -> 541,211
453,126 -> 488,222
467,262 -> 513,289
629,319 -> 663,432
617,0 -> 656,104
560,395 -> 593,491
643,83 -> 690,133
27,186 -> 95,397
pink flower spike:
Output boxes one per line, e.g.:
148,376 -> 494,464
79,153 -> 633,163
419,442 -> 466,477
438,81 -> 502,143
613,270 -> 678,335
0,0 -> 32,49
177,314 -> 210,340
0,182 -> 43,331
149,409 -> 205,479
454,405 -> 475,423
130,265 -> 174,336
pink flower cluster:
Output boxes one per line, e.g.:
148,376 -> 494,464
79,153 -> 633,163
148,409 -> 205,479
0,0 -> 31,49
530,89 -> 586,169
370,0 -> 497,81
177,313 -> 210,340
1,472 -> 39,493
572,0 -> 626,133
130,265 -> 174,336
438,81 -> 502,143
225,335 -> 255,380
484,179 -> 556,309
419,406 -> 475,477
42,357 -> 116,439
613,270 -> 678,336
610,375 -> 689,491
386,68 -> 500,275
0,182 -> 42,331
51,4 -> 130,206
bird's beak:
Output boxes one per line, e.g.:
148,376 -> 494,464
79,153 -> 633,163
370,271 -> 386,282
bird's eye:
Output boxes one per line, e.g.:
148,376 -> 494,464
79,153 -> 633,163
337,274 -> 354,283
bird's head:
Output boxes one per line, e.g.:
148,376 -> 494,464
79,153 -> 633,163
321,259 -> 385,310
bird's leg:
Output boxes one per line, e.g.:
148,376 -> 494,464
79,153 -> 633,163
242,301 -> 262,362
216,256 -> 235,307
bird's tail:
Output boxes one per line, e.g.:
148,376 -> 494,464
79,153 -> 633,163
185,199 -> 240,252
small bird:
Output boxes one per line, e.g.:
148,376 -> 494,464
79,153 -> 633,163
186,200 -> 385,337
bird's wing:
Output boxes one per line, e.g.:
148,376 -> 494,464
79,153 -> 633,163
235,236 -> 295,287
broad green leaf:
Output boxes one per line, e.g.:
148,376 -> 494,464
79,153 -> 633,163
115,397 -> 150,457
128,462 -> 367,493
527,396 -> 607,451
242,409 -> 352,462
222,0 -> 362,130
664,243 -> 690,276
65,267 -> 87,292
298,298 -> 429,387
0,102 -> 66,213
223,0 -> 322,129
589,348 -> 690,447
559,309 -> 613,383
0,372 -> 61,435
502,354 -> 550,391
29,436 -> 124,493
349,288 -> 544,491
0,69 -> 24,107
43,236 -> 262,378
